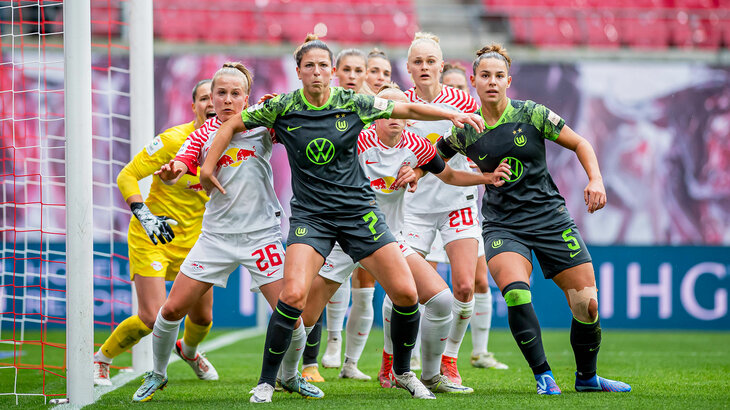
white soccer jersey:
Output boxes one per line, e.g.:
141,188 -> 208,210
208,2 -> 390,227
175,117 -> 283,234
357,128 -> 436,234
403,85 -> 479,214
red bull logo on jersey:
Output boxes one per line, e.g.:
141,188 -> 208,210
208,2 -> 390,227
426,132 -> 441,145
217,146 -> 257,168
322,261 -> 334,272
369,176 -> 398,194
187,182 -> 204,191
191,262 -> 205,272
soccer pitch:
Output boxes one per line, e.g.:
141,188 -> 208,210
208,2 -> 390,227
77,328 -> 730,409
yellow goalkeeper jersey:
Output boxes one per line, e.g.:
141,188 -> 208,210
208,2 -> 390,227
117,121 -> 209,249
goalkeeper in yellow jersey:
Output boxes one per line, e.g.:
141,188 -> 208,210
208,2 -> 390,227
93,80 -> 217,386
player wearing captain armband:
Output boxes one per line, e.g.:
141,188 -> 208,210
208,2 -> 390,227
436,43 -> 631,396
93,80 -> 218,387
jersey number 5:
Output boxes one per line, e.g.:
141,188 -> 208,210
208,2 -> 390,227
561,228 -> 580,251
253,244 -> 283,272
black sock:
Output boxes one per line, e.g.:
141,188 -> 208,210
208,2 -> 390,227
258,300 -> 301,386
390,302 -> 420,375
503,281 -> 550,375
571,317 -> 601,380
302,314 -> 323,366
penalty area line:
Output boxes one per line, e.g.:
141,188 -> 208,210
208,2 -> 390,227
55,327 -> 264,409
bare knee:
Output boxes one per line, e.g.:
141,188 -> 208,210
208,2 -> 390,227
137,309 -> 158,330
568,286 -> 599,323
389,286 -> 418,306
280,286 -> 307,310
452,280 -> 474,302
160,301 -> 188,322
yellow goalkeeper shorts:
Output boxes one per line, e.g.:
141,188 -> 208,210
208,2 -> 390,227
127,222 -> 193,281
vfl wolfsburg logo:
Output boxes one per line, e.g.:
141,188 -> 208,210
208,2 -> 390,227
306,138 -> 335,165
335,113 -> 348,132
491,239 -> 503,249
513,128 -> 526,147
500,156 -> 524,182
295,226 -> 308,237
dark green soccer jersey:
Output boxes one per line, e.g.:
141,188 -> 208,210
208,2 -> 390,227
437,99 -> 568,229
241,87 -> 394,213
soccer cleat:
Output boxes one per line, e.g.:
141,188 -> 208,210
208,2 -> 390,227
93,361 -> 112,386
249,383 -> 275,403
535,370 -> 562,395
173,339 -> 219,381
440,355 -> 462,385
302,364 -> 325,383
378,351 -> 396,388
575,373 -> 632,393
280,372 -> 325,399
421,373 -> 474,394
321,337 -> 342,368
339,361 -> 372,381
393,371 -> 436,399
410,354 -> 421,371
470,352 -> 509,370
132,371 -> 168,402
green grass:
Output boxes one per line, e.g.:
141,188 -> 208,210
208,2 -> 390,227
3,329 -> 729,408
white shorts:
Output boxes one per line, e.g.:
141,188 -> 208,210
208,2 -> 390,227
425,231 -> 485,264
180,225 -> 285,290
404,203 -> 482,256
318,236 -> 415,284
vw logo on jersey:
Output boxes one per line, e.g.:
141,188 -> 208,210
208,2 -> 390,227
335,113 -> 348,132
491,239 -> 503,249
295,226 -> 308,237
513,128 -> 526,147
306,138 -> 335,165
500,156 -> 524,182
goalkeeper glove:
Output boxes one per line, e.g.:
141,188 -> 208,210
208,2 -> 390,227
130,202 -> 178,245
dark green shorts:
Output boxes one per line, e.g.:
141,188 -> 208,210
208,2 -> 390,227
287,207 -> 396,262
483,219 -> 592,279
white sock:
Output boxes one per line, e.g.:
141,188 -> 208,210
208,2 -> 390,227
382,295 -> 393,355
327,280 -> 350,341
281,322 -> 306,382
344,287 -> 375,364
420,289 -> 453,380
94,349 -> 112,364
412,304 -> 424,361
443,297 -> 474,358
180,339 -> 197,359
471,291 -> 493,355
152,310 -> 182,377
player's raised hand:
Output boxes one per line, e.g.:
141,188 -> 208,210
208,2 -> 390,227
584,178 -> 606,213
130,202 -> 178,245
484,160 -> 511,187
451,112 -> 485,133
155,160 -> 187,183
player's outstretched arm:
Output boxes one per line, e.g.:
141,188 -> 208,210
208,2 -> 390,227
390,102 -> 485,132
554,125 -> 606,213
435,161 -> 511,187
199,114 -> 247,195
155,160 -> 189,185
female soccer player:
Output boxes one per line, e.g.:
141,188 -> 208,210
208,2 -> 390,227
436,43 -> 632,395
400,32 -> 484,384
438,60 -> 508,371
302,47 -> 369,383
93,79 -> 217,386
200,35 -> 485,403
131,63 -> 320,402
360,48 -> 392,96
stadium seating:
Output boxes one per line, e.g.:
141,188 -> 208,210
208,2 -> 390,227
483,0 -> 729,49
151,0 -> 417,45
